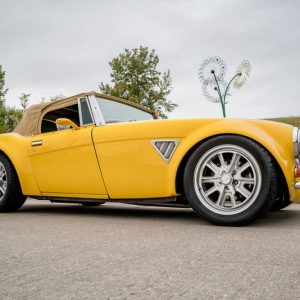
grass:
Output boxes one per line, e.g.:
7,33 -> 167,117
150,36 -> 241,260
268,117 -> 300,127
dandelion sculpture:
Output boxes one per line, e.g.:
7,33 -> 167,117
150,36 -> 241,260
198,57 -> 251,118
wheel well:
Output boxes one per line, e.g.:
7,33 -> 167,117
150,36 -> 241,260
175,134 -> 289,201
0,150 -> 22,188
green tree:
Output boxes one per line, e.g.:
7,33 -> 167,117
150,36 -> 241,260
19,93 -> 31,111
99,46 -> 177,118
41,94 -> 65,103
0,65 -> 8,109
4,93 -> 31,132
0,65 -> 8,133
4,106 -> 23,132
0,65 -> 31,133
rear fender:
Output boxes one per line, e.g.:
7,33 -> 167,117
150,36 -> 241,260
0,134 -> 41,196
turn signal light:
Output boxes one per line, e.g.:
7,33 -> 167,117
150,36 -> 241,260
295,166 -> 300,177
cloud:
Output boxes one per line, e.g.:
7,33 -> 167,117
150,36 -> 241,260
0,0 -> 299,118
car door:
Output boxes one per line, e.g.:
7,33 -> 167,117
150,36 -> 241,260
28,125 -> 108,198
90,96 -> 170,199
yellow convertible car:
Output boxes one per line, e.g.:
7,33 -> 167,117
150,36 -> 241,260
0,91 -> 299,225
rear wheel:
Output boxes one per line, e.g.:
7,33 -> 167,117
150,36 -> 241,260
183,136 -> 277,225
0,154 -> 26,212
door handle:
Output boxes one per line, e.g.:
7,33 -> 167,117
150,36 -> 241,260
31,140 -> 43,147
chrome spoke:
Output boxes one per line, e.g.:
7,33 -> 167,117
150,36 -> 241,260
227,153 -> 240,173
207,161 -> 220,175
216,186 -> 226,206
0,185 -> 5,195
229,193 -> 237,207
218,153 -> 226,168
0,162 -> 7,201
236,177 -> 255,184
204,185 -> 219,197
237,162 -> 250,175
202,176 -> 220,183
236,185 -> 251,198
228,185 -> 236,196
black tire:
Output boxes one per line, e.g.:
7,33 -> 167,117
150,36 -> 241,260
183,135 -> 278,225
80,202 -> 105,207
0,154 -> 26,212
270,195 -> 292,211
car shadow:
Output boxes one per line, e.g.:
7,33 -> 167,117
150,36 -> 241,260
16,199 -> 300,227
19,200 -> 201,223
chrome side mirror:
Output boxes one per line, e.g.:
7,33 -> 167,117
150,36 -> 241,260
56,118 -> 80,130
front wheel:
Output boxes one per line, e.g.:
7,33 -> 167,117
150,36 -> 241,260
183,136 -> 277,225
0,154 -> 26,212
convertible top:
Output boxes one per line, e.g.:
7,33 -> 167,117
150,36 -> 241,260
14,91 -> 155,136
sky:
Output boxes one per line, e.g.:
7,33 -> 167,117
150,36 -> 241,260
0,0 -> 300,119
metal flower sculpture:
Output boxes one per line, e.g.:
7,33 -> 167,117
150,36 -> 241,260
198,56 -> 227,83
198,57 -> 252,117
233,60 -> 251,89
202,80 -> 228,103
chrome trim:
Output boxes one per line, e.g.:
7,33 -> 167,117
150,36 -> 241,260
87,95 -> 106,126
151,139 -> 179,163
295,182 -> 300,189
31,140 -> 43,147
78,97 -> 95,126
293,127 -> 300,158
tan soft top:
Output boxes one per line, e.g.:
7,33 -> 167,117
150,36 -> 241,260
13,91 -> 155,136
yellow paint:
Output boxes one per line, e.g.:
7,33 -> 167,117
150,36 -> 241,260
28,127 -> 107,196
1,118 -> 299,202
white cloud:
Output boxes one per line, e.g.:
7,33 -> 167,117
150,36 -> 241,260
0,0 -> 299,118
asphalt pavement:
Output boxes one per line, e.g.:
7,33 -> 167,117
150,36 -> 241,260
1,199 -> 300,300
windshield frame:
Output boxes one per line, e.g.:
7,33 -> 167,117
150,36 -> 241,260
87,94 -> 155,126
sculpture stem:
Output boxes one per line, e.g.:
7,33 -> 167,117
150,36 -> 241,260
213,73 -> 226,118
224,73 -> 240,102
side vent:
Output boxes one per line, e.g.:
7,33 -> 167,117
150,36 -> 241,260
151,140 -> 179,163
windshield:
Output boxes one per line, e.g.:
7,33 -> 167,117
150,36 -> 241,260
96,97 -> 154,123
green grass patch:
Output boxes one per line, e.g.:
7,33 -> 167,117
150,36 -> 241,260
268,117 -> 300,127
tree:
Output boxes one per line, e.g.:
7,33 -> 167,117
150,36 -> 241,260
0,65 -> 8,133
0,65 -> 31,133
0,65 -> 8,109
41,94 -> 65,103
99,46 -> 177,118
4,106 -> 23,132
4,93 -> 31,132
19,93 -> 31,111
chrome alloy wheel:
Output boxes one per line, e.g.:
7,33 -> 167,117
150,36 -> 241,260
193,144 -> 262,215
0,161 -> 7,202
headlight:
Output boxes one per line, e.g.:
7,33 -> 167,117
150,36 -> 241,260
293,127 -> 300,179
293,127 -> 300,159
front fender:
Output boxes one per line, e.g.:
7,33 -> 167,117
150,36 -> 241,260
169,119 -> 295,199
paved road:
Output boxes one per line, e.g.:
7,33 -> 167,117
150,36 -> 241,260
1,199 -> 300,300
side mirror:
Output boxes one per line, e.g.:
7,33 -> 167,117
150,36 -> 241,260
56,118 -> 79,130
